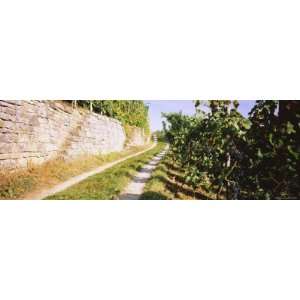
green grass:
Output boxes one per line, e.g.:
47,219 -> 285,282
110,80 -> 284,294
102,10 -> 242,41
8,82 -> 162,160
0,144 -> 152,200
45,143 -> 166,200
140,155 -> 217,200
139,159 -> 174,200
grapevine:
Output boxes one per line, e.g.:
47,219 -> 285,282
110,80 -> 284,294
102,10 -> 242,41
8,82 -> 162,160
163,100 -> 300,199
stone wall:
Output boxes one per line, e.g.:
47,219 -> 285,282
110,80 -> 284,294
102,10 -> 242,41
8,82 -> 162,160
126,126 -> 150,147
0,100 -> 128,170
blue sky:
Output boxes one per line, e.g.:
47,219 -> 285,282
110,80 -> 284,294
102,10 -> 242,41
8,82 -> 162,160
146,100 -> 256,132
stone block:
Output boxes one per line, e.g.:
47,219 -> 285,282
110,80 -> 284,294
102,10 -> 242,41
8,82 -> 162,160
17,134 -> 31,143
0,119 -> 16,129
16,158 -> 28,168
0,142 -> 19,154
0,159 -> 18,170
0,153 -> 25,160
0,133 -> 17,143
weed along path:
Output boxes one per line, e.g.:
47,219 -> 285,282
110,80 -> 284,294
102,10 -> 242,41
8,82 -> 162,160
26,143 -> 157,200
119,146 -> 168,200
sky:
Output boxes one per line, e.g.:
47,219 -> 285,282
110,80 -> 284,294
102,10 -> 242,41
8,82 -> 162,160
146,100 -> 256,132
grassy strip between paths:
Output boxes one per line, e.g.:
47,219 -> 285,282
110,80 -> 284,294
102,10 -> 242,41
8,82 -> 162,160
45,143 -> 166,200
140,154 -> 217,200
0,144 -> 153,200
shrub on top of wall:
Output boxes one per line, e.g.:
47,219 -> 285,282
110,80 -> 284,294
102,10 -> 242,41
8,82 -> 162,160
72,100 -> 150,136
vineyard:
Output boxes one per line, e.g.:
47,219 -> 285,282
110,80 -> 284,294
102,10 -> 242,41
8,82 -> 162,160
160,100 -> 300,200
0,100 -> 299,200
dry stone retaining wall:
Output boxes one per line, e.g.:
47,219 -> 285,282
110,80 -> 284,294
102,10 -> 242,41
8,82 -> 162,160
0,100 -> 129,170
126,126 -> 149,147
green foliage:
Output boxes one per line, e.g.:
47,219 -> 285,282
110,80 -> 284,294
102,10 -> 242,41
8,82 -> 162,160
240,100 -> 300,199
77,100 -> 150,135
163,100 -> 300,199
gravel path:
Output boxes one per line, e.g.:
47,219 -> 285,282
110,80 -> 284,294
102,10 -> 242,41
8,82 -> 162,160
25,143 -> 157,200
119,147 -> 168,200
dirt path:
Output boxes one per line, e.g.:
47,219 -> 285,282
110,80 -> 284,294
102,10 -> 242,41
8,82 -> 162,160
119,147 -> 168,200
26,143 -> 157,200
